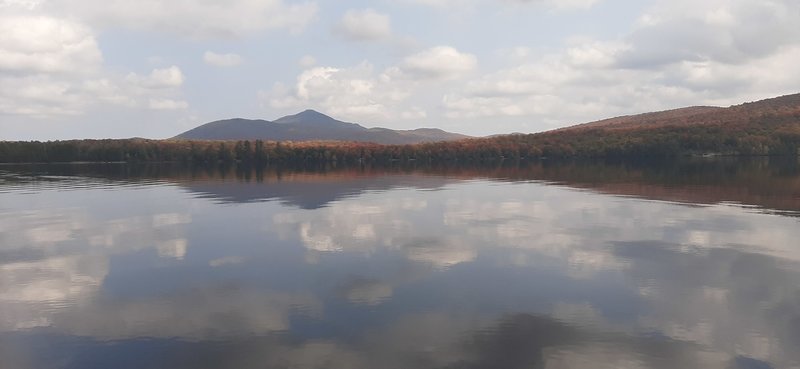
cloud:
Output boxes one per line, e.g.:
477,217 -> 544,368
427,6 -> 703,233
0,75 -> 83,116
617,0 -> 800,68
0,0 -> 44,10
40,0 -> 319,40
148,98 -> 188,111
0,15 -> 102,74
48,287 -> 320,339
404,0 -> 459,7
260,162 -> 800,363
440,51 -> 617,121
0,203 -> 194,332
5,0 -> 800,137
0,66 -> 189,117
264,46 -> 478,126
127,66 -> 184,89
399,46 -> 477,80
264,61 -> 411,122
335,9 -> 391,41
203,51 -> 243,67
0,14 -> 104,116
434,0 -> 800,129
510,0 -> 601,11
405,0 -> 600,11
402,237 -> 477,268
549,0 -> 600,10
0,11 -> 189,118
271,194 -> 477,269
5,169 -> 800,367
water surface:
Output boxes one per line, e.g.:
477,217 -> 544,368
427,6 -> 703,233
1,160 -> 800,369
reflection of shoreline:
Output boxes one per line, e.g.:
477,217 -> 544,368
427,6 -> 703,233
3,159 -> 800,213
182,174 -> 455,209
3,160 -> 800,368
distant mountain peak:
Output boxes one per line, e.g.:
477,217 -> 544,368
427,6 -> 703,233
283,109 -> 331,121
273,109 -> 342,126
298,109 -> 326,116
173,109 -> 470,144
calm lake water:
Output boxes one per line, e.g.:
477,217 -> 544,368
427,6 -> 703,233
1,160 -> 800,369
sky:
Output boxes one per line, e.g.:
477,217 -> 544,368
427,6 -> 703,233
1,0 -> 799,140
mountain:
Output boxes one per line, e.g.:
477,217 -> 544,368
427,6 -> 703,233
4,94 -> 800,164
173,110 -> 469,144
557,106 -> 723,132
556,93 -> 800,132
481,92 -> 800,157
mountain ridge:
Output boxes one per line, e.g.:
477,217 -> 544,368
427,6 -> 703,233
553,93 -> 800,133
478,92 -> 800,157
3,92 -> 800,164
174,110 -> 469,144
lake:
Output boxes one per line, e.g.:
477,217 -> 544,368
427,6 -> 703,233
1,159 -> 800,369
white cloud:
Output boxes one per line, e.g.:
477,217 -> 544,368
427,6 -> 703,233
0,57 -> 188,116
127,66 -> 185,89
265,61 -> 411,122
501,0 -> 601,11
0,14 -> 102,116
565,41 -> 626,68
4,0 -> 800,137
148,98 -> 188,111
442,45 -> 800,129
0,75 -> 84,116
0,10 -> 190,118
0,74 -> 149,118
404,0 -> 459,7
399,46 -> 477,80
369,0 -> 798,133
617,0 -> 800,68
203,51 -> 243,67
546,0 -> 600,10
41,0 -> 319,40
0,0 -> 41,9
0,15 -> 102,74
335,9 -> 392,41
433,0 -> 800,130
147,66 -> 185,88
407,0 -> 600,11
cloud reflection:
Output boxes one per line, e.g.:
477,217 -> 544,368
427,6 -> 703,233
0,190 -> 194,335
2,164 -> 800,368
264,175 -> 800,367
51,286 -> 320,340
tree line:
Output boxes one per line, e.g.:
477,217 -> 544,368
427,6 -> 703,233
2,115 -> 800,164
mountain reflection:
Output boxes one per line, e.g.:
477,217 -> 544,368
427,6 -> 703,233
1,159 -> 800,368
3,157 -> 799,213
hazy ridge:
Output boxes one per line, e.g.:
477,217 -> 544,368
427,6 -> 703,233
174,109 -> 469,144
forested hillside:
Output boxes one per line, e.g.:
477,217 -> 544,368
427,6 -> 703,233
173,110 -> 468,144
2,93 -> 799,164
528,93 -> 800,157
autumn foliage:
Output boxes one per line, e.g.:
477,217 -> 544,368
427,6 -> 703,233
2,94 -> 800,164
